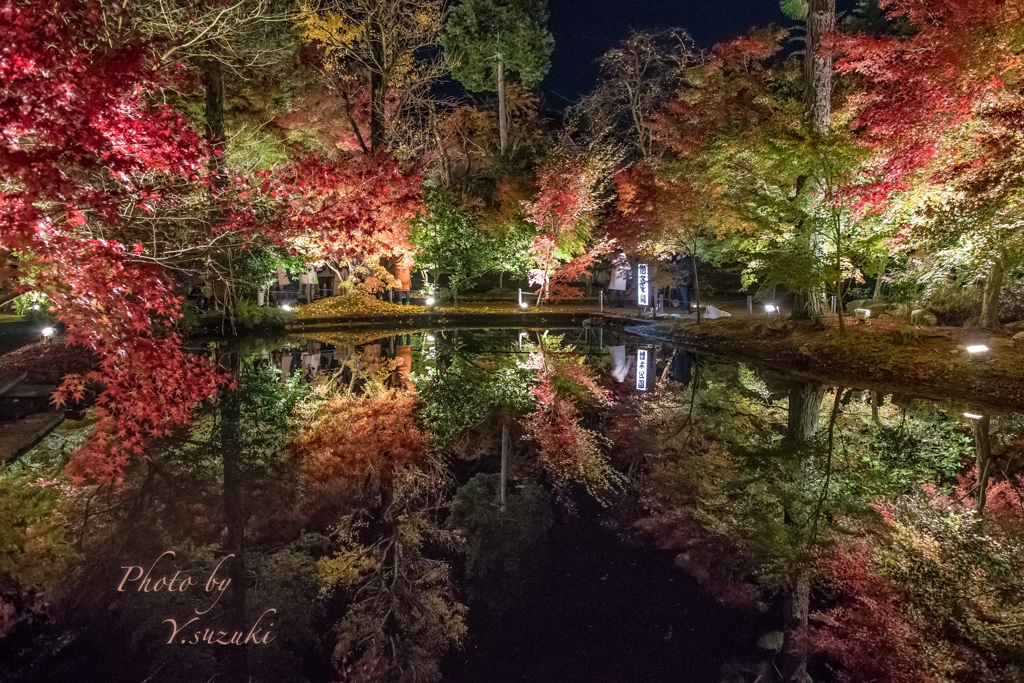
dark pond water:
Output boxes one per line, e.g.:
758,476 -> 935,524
0,325 -> 1016,683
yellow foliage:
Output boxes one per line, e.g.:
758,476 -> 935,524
317,547 -> 378,591
295,1 -> 362,67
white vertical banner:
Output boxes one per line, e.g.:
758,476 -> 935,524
636,348 -> 649,391
637,263 -> 649,306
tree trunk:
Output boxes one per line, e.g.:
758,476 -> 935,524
872,254 -> 886,300
973,414 -> 993,513
203,60 -> 227,183
870,390 -> 883,428
783,573 -> 811,683
835,281 -> 846,335
221,367 -> 250,683
791,288 -> 827,320
835,249 -> 846,336
497,57 -> 508,153
500,422 -> 510,509
786,382 -> 826,443
692,253 -> 702,324
804,0 -> 835,134
980,256 -> 1004,329
369,25 -> 385,150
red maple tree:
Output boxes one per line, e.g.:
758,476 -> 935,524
253,152 -> 424,263
1,0 -> 227,484
831,0 -> 1022,206
522,153 -> 608,303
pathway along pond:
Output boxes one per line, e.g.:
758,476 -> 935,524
2,325 -> 1022,683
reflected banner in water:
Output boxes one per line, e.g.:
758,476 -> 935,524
637,348 -> 649,391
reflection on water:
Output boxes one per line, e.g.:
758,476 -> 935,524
2,327 -> 1023,683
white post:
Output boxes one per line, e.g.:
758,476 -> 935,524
518,288 -> 522,306
599,290 -> 604,312
747,295 -> 753,316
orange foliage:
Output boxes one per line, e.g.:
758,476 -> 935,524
294,391 -> 427,487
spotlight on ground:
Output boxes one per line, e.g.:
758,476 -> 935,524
764,304 -> 777,313
964,412 -> 984,420
966,344 -> 989,355
855,308 -> 871,320
427,335 -> 435,341
41,327 -> 55,338
281,304 -> 292,312
426,297 -> 435,306
520,302 -> 528,309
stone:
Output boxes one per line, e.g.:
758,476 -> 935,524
1013,331 -> 1024,345
757,631 -> 785,652
910,309 -> 938,326
846,298 -> 887,315
767,321 -> 794,337
989,337 -> 1015,352
751,323 -> 767,338
1004,320 -> 1024,332
845,298 -> 869,314
894,325 -> 919,345
865,302 -> 888,317
797,345 -> 812,357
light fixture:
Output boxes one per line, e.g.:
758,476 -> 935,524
426,335 -> 435,341
520,302 -> 528,309
964,412 -> 983,420
426,297 -> 435,306
855,308 -> 871,320
966,344 -> 989,354
281,304 -> 292,312
41,327 -> 55,337
764,304 -> 777,313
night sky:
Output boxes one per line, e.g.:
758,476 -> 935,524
543,0 -> 856,106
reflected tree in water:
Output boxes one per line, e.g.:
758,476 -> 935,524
317,465 -> 466,683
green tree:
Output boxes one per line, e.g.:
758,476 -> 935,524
449,474 -> 552,613
441,0 -> 554,152
410,191 -> 492,307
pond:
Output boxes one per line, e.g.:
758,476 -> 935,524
1,325 -> 1022,683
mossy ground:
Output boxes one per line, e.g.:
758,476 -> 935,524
641,315 -> 1024,409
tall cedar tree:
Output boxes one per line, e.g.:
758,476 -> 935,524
441,0 -> 554,152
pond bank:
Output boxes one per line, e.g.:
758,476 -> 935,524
630,315 -> 1024,410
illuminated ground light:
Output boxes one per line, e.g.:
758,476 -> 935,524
765,304 -> 777,313
426,297 -> 435,306
426,335 -> 435,341
966,344 -> 989,354
964,412 -> 984,420
855,308 -> 871,320
281,304 -> 292,312
520,302 -> 529,309
41,327 -> 55,337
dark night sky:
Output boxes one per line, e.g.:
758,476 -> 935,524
543,0 -> 856,106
